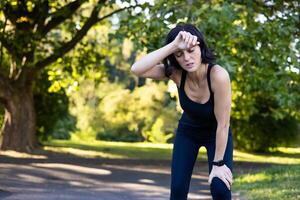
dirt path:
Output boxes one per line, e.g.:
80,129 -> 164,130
0,150 -> 270,200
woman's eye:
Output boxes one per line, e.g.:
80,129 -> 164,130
175,53 -> 182,57
188,49 -> 194,53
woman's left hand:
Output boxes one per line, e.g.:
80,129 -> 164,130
208,164 -> 233,190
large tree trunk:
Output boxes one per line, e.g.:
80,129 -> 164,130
0,86 -> 37,152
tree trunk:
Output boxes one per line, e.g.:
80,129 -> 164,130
0,86 -> 37,152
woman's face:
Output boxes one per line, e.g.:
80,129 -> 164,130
174,44 -> 202,72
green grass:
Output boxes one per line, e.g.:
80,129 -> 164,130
233,164 -> 300,200
43,139 -> 209,160
43,139 -> 300,164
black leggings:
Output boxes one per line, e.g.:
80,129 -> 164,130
170,129 -> 233,200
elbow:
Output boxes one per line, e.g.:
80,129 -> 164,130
130,64 -> 136,73
131,63 -> 140,76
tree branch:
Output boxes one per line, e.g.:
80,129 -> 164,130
34,3 -> 138,71
39,0 -> 87,36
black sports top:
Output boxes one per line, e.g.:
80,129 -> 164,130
177,63 -> 218,135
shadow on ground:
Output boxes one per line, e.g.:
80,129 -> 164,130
0,148 -> 285,200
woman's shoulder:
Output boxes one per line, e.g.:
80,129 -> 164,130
169,68 -> 182,87
210,64 -> 231,88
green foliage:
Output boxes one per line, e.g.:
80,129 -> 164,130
50,114 -> 76,140
34,71 -> 76,141
97,81 -> 179,142
115,0 -> 300,151
69,78 -> 180,143
68,78 -> 100,140
233,115 -> 299,152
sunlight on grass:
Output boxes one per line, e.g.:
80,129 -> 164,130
73,139 -> 173,149
234,165 -> 300,200
233,149 -> 300,164
43,139 -> 208,160
44,139 -> 300,165
276,147 -> 300,154
235,172 -> 272,183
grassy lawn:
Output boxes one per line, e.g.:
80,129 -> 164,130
233,164 -> 300,200
43,139 -> 176,160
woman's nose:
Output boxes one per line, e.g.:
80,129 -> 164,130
183,51 -> 190,61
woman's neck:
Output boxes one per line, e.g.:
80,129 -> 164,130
187,63 -> 208,84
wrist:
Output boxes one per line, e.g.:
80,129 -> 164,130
169,41 -> 179,53
212,159 -> 225,166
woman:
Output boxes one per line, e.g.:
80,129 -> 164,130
131,23 -> 233,200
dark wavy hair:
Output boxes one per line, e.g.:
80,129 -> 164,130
163,23 -> 216,77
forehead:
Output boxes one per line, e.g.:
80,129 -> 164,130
175,46 -> 200,53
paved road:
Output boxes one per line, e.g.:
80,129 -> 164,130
0,152 -> 247,200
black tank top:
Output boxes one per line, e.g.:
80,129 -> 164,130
177,63 -> 218,134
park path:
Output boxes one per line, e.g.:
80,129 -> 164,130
0,150 -> 264,200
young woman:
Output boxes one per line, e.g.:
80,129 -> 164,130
131,23 -> 233,200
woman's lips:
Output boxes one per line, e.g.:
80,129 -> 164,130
186,63 -> 194,68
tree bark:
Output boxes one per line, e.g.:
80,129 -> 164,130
0,85 -> 37,152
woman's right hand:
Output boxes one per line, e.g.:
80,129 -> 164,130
172,31 -> 199,50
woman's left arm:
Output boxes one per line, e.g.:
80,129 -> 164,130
212,65 -> 231,161
208,65 -> 233,189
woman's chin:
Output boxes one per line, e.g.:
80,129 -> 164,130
185,66 -> 198,72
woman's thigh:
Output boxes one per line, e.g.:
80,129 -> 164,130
171,131 -> 200,188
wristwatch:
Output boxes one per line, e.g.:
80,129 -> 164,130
212,160 -> 225,166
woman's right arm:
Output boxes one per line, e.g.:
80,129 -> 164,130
131,42 -> 178,80
131,31 -> 198,80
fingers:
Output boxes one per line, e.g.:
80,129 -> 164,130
208,174 -> 212,184
179,31 -> 198,49
183,32 -> 190,46
209,174 -> 231,190
224,172 -> 233,186
224,165 -> 233,182
220,176 -> 231,190
187,35 -> 194,48
192,36 -> 198,46
208,165 -> 233,191
179,31 -> 185,40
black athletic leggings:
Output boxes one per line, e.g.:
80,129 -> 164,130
170,128 -> 233,200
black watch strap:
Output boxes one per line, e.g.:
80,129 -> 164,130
212,160 -> 225,166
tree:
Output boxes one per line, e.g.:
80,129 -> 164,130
0,0 -> 140,152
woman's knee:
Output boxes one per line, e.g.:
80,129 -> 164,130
210,177 -> 231,200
